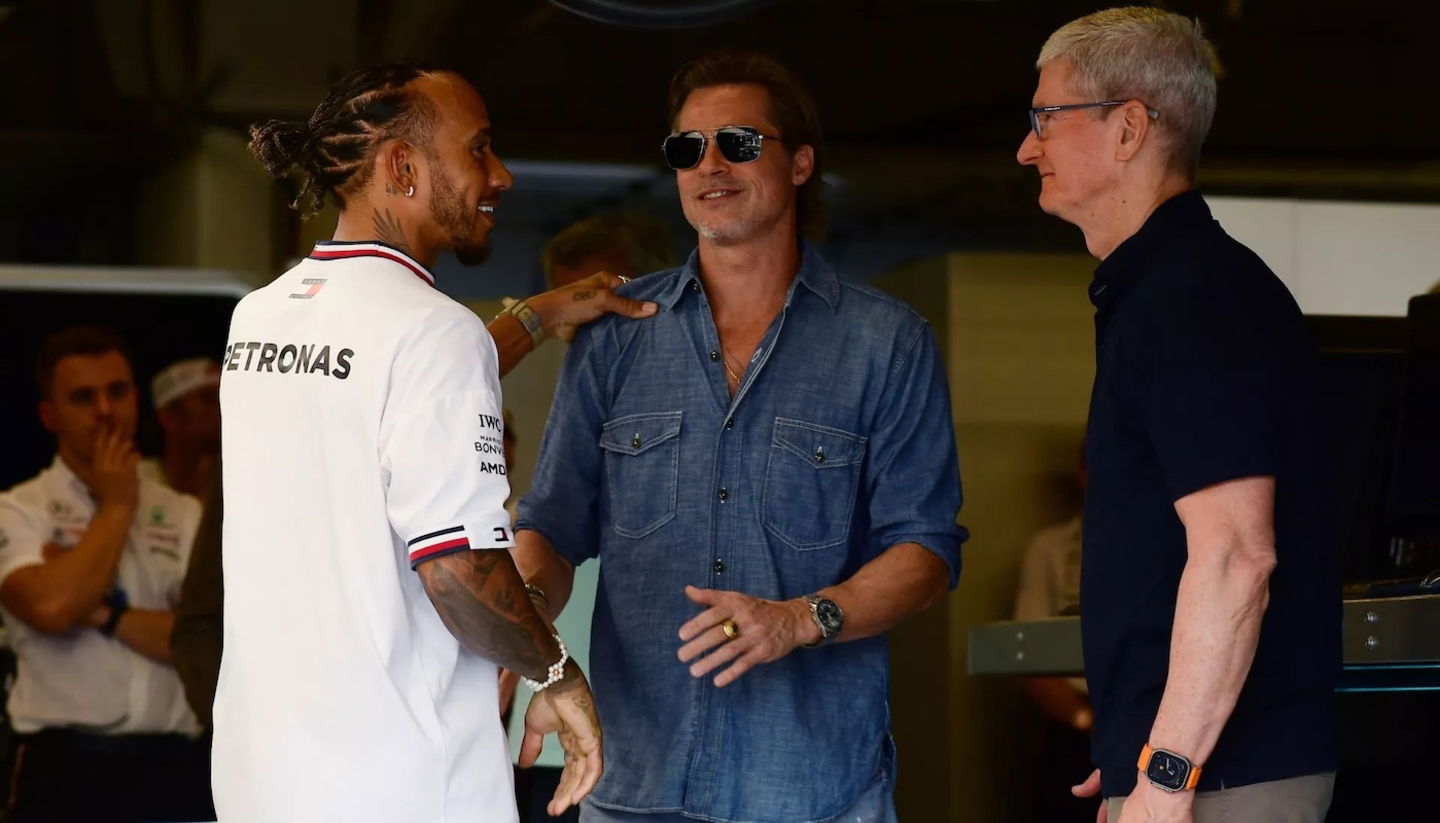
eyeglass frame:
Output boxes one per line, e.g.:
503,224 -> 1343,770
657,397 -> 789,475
660,125 -> 782,170
1027,100 -> 1160,139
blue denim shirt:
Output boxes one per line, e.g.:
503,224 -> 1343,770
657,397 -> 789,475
516,243 -> 965,823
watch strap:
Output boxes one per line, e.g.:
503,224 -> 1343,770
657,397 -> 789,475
802,594 -> 838,647
99,588 -> 129,638
1138,743 -> 1202,791
802,595 -> 820,648
501,299 -> 546,349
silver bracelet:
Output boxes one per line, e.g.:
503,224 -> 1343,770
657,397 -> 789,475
521,634 -> 570,693
502,299 -> 546,349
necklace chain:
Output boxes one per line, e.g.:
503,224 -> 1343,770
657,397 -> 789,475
721,345 -> 746,384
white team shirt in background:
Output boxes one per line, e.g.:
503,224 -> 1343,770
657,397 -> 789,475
213,242 -> 517,823
0,458 -> 201,735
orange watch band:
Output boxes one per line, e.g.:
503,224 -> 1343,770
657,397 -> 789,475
1138,743 -> 1202,791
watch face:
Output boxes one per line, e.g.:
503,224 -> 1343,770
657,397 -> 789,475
815,599 -> 843,635
1145,750 -> 1190,791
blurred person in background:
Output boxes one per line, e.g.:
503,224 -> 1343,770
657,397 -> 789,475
0,325 -> 210,823
140,356 -> 221,500
542,212 -> 674,290
1013,447 -> 1091,822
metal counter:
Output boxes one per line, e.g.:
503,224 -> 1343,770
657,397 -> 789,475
968,595 -> 1440,691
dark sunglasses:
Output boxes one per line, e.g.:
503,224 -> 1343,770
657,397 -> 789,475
661,125 -> 780,170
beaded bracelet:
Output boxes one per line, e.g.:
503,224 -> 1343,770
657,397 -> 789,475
521,634 -> 570,693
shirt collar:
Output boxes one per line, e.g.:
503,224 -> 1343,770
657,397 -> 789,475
44,455 -> 93,506
309,241 -> 436,287
657,241 -> 840,312
1089,189 -> 1212,309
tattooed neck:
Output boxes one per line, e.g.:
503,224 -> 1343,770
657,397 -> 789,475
372,208 -> 412,254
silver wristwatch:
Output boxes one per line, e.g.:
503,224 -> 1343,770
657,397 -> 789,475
803,594 -> 844,646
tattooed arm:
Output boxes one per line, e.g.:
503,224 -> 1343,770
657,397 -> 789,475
487,272 -> 657,376
417,549 -> 604,814
417,548 -> 559,679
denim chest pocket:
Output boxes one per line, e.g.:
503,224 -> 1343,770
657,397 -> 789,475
762,418 -> 867,550
599,411 -> 683,538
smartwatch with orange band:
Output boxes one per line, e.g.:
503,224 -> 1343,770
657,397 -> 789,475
1138,743 -> 1202,792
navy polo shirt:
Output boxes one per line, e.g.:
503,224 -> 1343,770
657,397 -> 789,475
1082,191 -> 1340,797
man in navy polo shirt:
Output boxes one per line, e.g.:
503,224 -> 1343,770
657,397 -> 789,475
1017,8 -> 1339,822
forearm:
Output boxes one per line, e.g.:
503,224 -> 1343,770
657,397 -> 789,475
419,549 -> 563,681
113,608 -> 177,664
817,542 -> 950,644
1,504 -> 133,632
512,529 -> 576,621
1147,545 -> 1274,763
486,313 -> 536,379
1023,677 -> 1092,730
42,504 -> 132,611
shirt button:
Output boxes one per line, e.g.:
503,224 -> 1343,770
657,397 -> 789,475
813,447 -> 826,464
632,434 -> 642,448
713,559 -> 725,573
709,350 -> 720,361
717,487 -> 729,501
690,281 -> 701,293
724,418 -> 734,430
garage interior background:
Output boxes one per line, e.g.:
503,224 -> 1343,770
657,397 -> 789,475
2,1 -> 1438,820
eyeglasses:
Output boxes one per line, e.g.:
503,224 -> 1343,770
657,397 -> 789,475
1027,100 -> 1160,139
662,125 -> 780,170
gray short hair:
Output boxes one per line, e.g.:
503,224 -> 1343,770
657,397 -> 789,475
1037,7 -> 1221,177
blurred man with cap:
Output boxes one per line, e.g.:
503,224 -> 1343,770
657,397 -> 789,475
140,356 -> 221,499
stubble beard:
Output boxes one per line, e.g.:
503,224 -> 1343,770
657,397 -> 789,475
692,210 -> 769,246
431,167 -> 491,267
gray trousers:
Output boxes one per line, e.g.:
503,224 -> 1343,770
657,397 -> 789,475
1107,772 -> 1335,823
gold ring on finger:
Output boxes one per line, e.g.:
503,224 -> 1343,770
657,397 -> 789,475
721,619 -> 740,641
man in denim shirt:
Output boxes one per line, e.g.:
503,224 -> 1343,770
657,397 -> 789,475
514,51 -> 965,823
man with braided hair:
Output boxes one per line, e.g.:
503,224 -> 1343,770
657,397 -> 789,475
213,63 -> 646,823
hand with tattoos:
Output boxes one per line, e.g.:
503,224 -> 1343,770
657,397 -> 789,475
522,659 -> 604,816
526,271 -> 657,343
417,548 -> 603,814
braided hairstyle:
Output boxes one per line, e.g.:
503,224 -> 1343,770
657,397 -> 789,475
249,62 -> 442,217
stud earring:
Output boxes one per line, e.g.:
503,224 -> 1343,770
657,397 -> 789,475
405,185 -> 415,197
